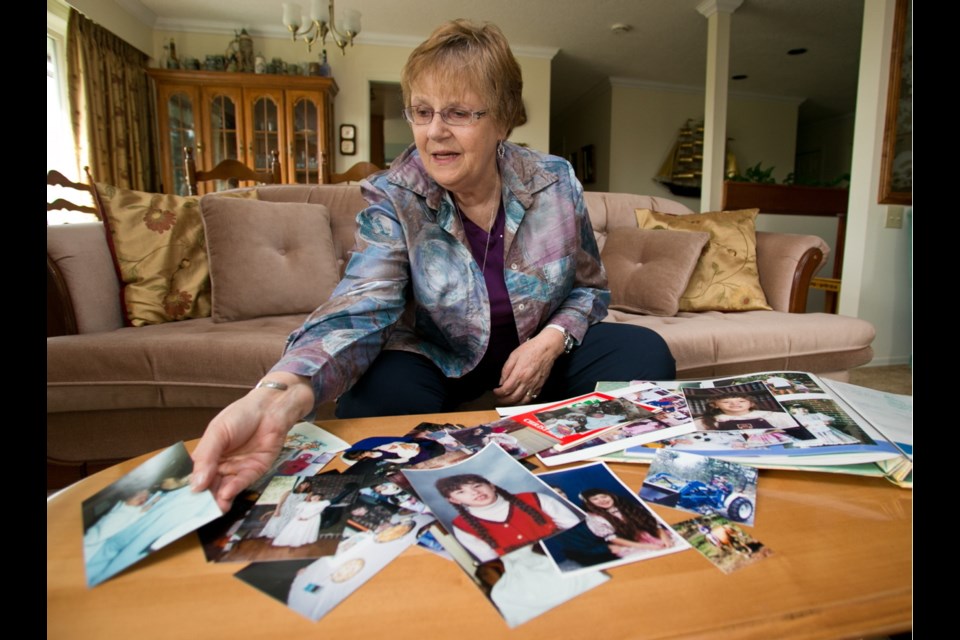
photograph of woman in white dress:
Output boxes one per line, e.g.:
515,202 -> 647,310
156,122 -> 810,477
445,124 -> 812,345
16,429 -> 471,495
272,493 -> 332,548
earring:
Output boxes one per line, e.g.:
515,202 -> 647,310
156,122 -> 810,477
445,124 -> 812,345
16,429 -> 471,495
497,140 -> 505,159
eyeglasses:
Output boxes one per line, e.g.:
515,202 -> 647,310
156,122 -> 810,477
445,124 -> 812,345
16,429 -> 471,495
402,106 -> 488,127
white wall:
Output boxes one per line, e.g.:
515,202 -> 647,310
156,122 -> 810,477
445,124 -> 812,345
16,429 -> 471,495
841,0 -> 912,366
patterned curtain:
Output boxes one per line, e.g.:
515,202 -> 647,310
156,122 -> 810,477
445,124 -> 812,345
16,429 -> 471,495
66,9 -> 160,191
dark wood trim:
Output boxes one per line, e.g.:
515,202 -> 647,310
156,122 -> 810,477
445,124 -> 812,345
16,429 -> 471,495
788,247 -> 825,313
723,182 -> 848,215
723,182 -> 848,313
146,68 -> 339,96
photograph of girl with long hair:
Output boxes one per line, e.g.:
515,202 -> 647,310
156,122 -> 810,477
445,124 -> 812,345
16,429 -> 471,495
402,444 -> 581,563
538,462 -> 687,575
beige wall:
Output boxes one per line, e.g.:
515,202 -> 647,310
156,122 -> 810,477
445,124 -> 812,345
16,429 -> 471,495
596,83 -> 798,212
63,0 -> 153,54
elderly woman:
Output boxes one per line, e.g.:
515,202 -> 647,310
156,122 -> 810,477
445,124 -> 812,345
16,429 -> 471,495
192,19 -> 675,510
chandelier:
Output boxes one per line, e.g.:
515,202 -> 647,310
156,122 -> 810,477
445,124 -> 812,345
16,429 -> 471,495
282,1 -> 362,55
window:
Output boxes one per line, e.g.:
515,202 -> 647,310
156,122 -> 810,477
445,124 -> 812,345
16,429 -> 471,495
47,25 -> 96,223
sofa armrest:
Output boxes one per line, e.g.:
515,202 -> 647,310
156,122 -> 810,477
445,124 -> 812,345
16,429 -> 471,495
756,231 -> 829,313
47,223 -> 125,334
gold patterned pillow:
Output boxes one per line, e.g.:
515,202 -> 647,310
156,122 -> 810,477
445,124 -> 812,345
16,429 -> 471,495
93,185 -> 258,326
634,208 -> 771,312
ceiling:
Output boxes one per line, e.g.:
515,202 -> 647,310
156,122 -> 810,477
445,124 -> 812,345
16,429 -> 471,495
132,0 -> 864,125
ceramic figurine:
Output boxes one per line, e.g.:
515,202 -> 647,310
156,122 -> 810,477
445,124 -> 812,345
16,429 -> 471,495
319,49 -> 332,77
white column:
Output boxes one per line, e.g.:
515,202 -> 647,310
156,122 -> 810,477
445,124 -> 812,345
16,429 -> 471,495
696,0 -> 742,212
841,0 -> 911,365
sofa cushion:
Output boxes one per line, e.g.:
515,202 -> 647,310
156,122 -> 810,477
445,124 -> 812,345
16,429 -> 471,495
92,183 -> 257,326
635,208 -> 771,313
200,198 -> 340,322
46,314 -> 307,415
602,310 -> 875,379
600,228 -> 710,316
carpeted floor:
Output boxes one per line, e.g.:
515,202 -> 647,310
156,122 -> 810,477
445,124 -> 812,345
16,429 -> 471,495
847,364 -> 912,396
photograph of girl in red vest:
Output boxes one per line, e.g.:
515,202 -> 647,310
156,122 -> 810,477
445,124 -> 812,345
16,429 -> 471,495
435,473 -> 581,563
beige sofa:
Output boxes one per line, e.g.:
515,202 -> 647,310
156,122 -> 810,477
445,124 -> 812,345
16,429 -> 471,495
46,185 -> 875,487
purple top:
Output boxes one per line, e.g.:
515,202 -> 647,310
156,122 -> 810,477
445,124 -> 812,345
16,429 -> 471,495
460,200 -> 519,364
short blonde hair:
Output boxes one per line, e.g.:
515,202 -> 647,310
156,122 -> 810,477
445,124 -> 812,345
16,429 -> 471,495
401,19 -> 524,136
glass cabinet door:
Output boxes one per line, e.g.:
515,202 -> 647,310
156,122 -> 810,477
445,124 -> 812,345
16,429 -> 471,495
155,83 -> 200,197
246,91 -> 283,178
287,91 -> 326,184
202,87 -> 243,192
166,92 -> 197,196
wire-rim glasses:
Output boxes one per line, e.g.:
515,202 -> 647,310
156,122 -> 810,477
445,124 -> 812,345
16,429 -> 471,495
402,106 -> 488,127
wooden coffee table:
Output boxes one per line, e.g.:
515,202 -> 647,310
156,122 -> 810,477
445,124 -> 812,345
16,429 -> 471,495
47,410 -> 912,639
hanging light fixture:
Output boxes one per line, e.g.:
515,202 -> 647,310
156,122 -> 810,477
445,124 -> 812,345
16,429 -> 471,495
282,1 -> 361,55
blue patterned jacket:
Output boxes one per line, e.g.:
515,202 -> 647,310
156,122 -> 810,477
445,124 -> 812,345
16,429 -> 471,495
272,142 -> 610,409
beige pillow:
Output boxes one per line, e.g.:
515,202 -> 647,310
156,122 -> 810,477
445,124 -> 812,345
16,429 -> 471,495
94,184 -> 258,326
601,228 -> 711,316
635,208 -> 772,312
200,197 -> 340,322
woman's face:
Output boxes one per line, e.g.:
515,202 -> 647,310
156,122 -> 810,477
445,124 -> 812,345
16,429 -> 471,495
713,397 -> 753,414
446,481 -> 497,508
408,74 -> 506,197
587,493 -> 615,510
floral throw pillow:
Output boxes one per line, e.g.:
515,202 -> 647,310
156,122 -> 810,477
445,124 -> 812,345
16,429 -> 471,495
93,184 -> 257,326
634,208 -> 772,312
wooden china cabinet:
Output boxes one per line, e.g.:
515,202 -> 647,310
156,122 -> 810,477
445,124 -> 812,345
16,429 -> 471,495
147,69 -> 338,195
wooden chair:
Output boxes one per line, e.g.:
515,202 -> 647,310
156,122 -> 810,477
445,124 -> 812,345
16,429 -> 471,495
185,147 -> 281,196
47,169 -> 98,223
329,161 -> 382,184
47,169 -> 100,337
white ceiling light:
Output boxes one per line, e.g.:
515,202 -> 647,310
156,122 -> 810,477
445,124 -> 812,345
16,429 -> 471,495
282,1 -> 362,55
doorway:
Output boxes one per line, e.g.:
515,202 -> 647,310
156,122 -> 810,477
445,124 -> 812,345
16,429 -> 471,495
369,82 -> 412,168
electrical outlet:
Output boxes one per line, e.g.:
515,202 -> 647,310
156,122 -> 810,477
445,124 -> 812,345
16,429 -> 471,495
885,207 -> 904,229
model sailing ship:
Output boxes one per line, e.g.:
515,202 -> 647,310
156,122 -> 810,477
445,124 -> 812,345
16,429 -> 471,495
654,119 -> 738,198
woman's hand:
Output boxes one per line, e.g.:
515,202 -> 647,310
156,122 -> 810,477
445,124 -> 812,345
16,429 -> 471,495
494,329 -> 566,405
190,373 -> 315,512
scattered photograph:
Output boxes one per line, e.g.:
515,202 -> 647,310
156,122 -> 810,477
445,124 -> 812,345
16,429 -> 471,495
214,473 -> 362,563
640,450 -> 759,525
447,418 -> 546,459
430,523 -> 609,628
402,421 -> 472,453
340,435 -> 450,477
708,372 -> 825,396
235,512 -> 436,622
513,393 -> 651,448
686,383 -> 801,432
537,462 -> 689,575
266,422 -> 351,477
671,514 -> 772,574
82,441 -> 222,587
402,444 -> 583,563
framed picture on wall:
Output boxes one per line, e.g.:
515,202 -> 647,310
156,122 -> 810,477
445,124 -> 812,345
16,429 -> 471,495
878,0 -> 911,205
339,124 -> 357,155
